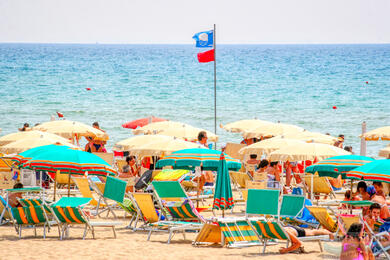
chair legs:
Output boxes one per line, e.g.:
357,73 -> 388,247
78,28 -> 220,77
112,226 -> 116,238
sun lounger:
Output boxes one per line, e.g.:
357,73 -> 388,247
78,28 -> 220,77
118,196 -> 140,229
193,223 -> 221,246
148,181 -> 206,243
0,196 -> 11,225
306,206 -> 338,232
89,176 -> 127,218
218,218 -> 261,248
73,177 -> 106,209
11,205 -> 57,239
245,189 -> 328,253
304,174 -> 336,201
336,214 -> 361,236
51,197 -> 121,240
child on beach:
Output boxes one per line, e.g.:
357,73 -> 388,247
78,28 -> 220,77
364,203 -> 383,233
340,223 -> 374,260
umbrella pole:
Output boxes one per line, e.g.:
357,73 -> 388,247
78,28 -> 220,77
54,170 -> 58,201
222,209 -> 224,218
68,171 -> 71,197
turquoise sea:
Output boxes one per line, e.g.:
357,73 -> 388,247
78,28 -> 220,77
0,43 -> 389,157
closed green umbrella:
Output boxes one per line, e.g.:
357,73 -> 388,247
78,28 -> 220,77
305,155 -> 375,179
346,159 -> 390,183
156,148 -> 241,171
213,153 -> 234,215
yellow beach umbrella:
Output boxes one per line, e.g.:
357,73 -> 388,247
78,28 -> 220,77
242,123 -> 304,139
158,126 -> 218,142
0,135 -> 79,154
113,135 -> 175,151
129,138 -> 206,157
0,130 -> 70,146
220,119 -> 273,133
34,120 -> 109,141
132,121 -> 191,135
273,131 -> 337,145
239,138 -> 306,157
379,146 -> 390,158
361,126 -> 390,141
268,142 -> 350,162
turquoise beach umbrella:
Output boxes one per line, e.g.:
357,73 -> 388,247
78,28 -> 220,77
305,155 -> 375,179
22,148 -> 116,176
9,144 -> 75,164
156,148 -> 242,171
213,153 -> 234,211
346,159 -> 390,183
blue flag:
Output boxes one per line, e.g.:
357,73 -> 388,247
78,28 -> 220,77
192,30 -> 213,47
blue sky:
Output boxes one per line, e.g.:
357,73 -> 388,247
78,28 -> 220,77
0,0 -> 389,44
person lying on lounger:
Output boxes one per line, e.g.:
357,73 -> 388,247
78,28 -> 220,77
279,226 -> 334,254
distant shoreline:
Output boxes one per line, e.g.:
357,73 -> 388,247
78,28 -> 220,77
0,42 -> 389,46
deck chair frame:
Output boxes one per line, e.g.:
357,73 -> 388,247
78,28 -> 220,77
148,181 -> 205,243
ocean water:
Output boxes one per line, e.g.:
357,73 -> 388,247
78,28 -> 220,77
0,43 -> 389,157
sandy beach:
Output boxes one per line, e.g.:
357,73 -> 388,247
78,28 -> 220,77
0,219 -> 341,260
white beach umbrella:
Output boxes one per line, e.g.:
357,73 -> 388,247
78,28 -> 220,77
268,142 -> 351,162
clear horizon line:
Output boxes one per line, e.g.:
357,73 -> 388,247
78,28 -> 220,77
1,41 -> 390,45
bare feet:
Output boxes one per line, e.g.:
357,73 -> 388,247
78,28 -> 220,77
279,242 -> 302,254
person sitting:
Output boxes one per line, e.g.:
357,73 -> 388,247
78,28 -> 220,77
253,159 -> 268,181
344,146 -> 354,154
246,154 -> 259,177
196,131 -> 209,148
364,203 -> 383,232
279,226 -> 334,254
334,134 -> 345,148
85,122 -> 107,153
357,181 -> 371,200
266,161 -> 281,189
328,175 -> 344,191
340,190 -> 361,209
373,182 -> 386,200
8,183 -> 24,208
246,154 -> 260,165
340,223 -> 374,260
18,123 -> 30,132
118,156 -> 140,178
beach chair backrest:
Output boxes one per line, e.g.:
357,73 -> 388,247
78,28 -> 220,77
11,206 -> 46,225
153,169 -> 189,182
103,176 -> 126,203
115,159 -> 127,172
0,196 -> 11,219
52,206 -> 87,224
307,206 -> 337,232
118,198 -> 137,214
337,214 -> 361,236
73,177 -> 94,199
152,181 -> 186,199
246,189 -> 280,217
218,220 -> 260,247
229,171 -> 250,188
249,220 -> 289,240
56,172 -> 75,185
132,193 -> 159,223
280,194 -> 305,219
164,200 -> 201,220
304,175 -> 332,194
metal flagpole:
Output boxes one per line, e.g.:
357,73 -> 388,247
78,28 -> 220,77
213,24 -> 217,149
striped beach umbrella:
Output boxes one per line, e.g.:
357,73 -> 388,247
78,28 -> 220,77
213,153 -> 234,211
22,148 -> 116,176
7,144 -> 77,164
305,155 -> 375,178
346,159 -> 390,183
156,148 -> 242,171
